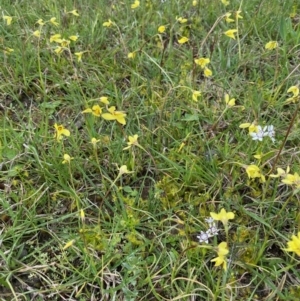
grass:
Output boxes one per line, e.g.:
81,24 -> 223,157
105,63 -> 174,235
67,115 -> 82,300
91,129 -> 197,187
1,0 -> 300,300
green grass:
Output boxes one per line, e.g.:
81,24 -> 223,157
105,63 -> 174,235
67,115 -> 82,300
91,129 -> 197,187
1,0 -> 300,300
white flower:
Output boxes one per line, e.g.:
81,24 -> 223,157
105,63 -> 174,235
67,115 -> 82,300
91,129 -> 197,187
205,217 -> 215,225
250,125 -> 264,141
197,231 -> 212,244
264,125 -> 275,142
250,125 -> 275,142
207,225 -> 219,236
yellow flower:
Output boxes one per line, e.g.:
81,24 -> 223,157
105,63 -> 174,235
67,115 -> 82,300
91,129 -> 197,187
75,51 -> 84,62
221,0 -> 230,6
224,29 -> 238,39
49,17 -> 59,26
62,239 -> 75,250
225,94 -> 235,107
246,164 -> 265,182
210,208 -> 234,226
50,34 -> 62,43
82,105 -> 102,117
80,209 -> 85,222
286,86 -> 299,104
3,15 -> 12,25
128,52 -> 136,59
265,41 -> 278,50
192,0 -> 198,6
176,17 -> 188,24
33,30 -> 41,38
118,165 -> 133,176
192,91 -> 201,102
131,0 -> 140,9
54,46 -> 63,54
60,39 -> 70,47
100,96 -> 109,105
204,67 -> 212,77
269,166 -> 290,178
235,10 -> 243,19
158,25 -> 166,33
194,57 -> 210,68
178,37 -> 189,44
123,134 -> 139,150
62,154 -> 73,164
3,47 -> 14,55
69,35 -> 78,41
91,137 -> 100,148
103,19 -> 113,27
68,9 -> 79,16
283,232 -> 300,256
211,242 -> 229,270
102,106 -> 127,125
54,123 -> 70,141
225,13 -> 234,23
282,172 -> 300,188
288,86 -> 299,97
36,19 -> 45,26
239,122 -> 258,134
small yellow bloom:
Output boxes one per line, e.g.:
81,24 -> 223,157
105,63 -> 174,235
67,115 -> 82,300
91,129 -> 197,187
210,208 -> 234,226
178,37 -> 189,44
211,242 -> 229,270
158,25 -> 166,33
60,39 -> 70,47
68,9 -> 79,16
36,19 -> 45,26
49,17 -> 59,26
239,122 -> 258,134
131,0 -> 140,9
288,86 -> 299,97
54,46 -> 63,54
284,232 -> 300,256
75,51 -> 84,62
3,16 -> 12,25
176,17 -> 188,24
80,209 -> 85,221
91,137 -> 100,147
123,134 -> 139,150
246,164 -> 265,182
3,47 -> 14,55
100,96 -> 109,105
62,239 -> 75,250
225,94 -> 235,107
192,0 -> 198,6
270,166 -> 290,178
33,30 -> 41,38
286,86 -> 299,103
118,165 -> 133,176
62,154 -> 73,164
69,35 -> 78,41
225,13 -> 234,23
128,52 -> 136,59
194,57 -> 210,68
265,41 -> 278,50
221,0 -> 230,6
50,34 -> 62,43
102,106 -> 127,125
282,172 -> 300,188
54,123 -> 70,141
103,19 -> 113,27
235,10 -> 243,19
204,67 -> 212,77
224,29 -> 238,39
192,91 -> 201,102
82,105 -> 102,117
